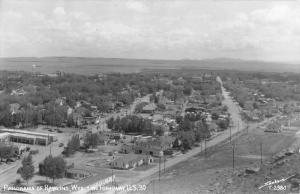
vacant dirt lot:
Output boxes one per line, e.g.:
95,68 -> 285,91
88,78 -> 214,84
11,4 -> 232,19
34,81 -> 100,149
138,125 -> 298,194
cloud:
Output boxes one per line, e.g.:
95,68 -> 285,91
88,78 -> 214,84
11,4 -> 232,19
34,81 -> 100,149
1,1 -> 300,61
126,1 -> 148,13
53,6 -> 66,16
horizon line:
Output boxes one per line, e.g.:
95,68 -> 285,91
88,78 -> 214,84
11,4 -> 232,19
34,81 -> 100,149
0,56 -> 299,64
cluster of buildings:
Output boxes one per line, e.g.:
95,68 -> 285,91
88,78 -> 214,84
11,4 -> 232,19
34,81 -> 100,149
109,136 -> 174,170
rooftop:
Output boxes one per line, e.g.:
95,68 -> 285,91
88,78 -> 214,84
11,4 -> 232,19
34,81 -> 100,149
113,154 -> 150,164
0,128 -> 56,137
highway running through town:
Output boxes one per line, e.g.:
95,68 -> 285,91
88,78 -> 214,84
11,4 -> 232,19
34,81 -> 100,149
102,76 -> 246,194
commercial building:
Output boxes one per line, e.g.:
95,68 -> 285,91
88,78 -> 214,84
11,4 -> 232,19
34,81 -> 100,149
110,154 -> 153,169
121,137 -> 174,157
0,129 -> 57,146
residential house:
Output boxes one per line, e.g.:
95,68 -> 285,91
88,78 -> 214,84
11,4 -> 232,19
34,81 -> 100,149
265,122 -> 282,133
55,97 -> 66,106
9,103 -> 21,115
10,88 -> 26,96
142,103 -> 157,114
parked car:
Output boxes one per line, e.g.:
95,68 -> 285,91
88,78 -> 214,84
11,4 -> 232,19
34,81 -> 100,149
57,129 -> 63,133
6,158 -> 17,164
48,129 -> 54,132
29,149 -> 39,155
59,143 -> 64,147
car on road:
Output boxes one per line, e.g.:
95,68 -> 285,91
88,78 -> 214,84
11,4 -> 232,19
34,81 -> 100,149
59,143 -> 64,147
48,129 -> 54,132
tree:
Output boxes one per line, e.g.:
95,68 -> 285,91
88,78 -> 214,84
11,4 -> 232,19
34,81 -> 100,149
194,121 -> 210,141
40,155 -> 66,184
157,103 -> 166,111
217,119 -> 229,130
106,117 -> 115,129
0,145 -> 13,161
179,116 -> 194,131
154,125 -> 164,136
183,86 -> 192,96
84,133 -> 100,148
64,135 -> 80,156
179,131 -> 195,151
18,154 -> 34,185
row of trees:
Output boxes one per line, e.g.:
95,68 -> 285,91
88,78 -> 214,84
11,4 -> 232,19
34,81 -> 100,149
107,115 -> 166,135
17,154 -> 66,186
63,132 -> 108,157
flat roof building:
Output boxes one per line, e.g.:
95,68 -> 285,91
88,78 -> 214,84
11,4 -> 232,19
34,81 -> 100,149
0,129 -> 57,146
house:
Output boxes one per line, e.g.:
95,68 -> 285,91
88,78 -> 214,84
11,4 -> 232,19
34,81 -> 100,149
10,88 -> 26,96
110,154 -> 153,169
121,143 -> 134,154
9,103 -> 21,115
65,168 -> 92,180
142,103 -> 157,114
265,122 -> 282,133
134,137 -> 173,157
208,123 -> 219,132
55,97 -> 66,106
83,116 -> 97,125
0,133 -> 10,143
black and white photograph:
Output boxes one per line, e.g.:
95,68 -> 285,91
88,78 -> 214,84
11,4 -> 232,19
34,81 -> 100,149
1,0 -> 300,193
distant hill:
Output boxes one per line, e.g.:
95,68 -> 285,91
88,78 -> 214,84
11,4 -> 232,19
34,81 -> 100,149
0,57 -> 299,75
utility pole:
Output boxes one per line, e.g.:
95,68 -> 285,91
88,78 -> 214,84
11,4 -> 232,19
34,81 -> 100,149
159,156 -> 161,181
229,126 -> 232,143
260,142 -> 263,165
232,142 -> 235,169
153,180 -> 155,194
200,139 -> 203,154
163,156 -> 166,173
48,134 -> 52,155
204,137 -> 207,158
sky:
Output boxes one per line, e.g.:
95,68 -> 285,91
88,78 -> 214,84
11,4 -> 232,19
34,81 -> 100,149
1,0 -> 300,62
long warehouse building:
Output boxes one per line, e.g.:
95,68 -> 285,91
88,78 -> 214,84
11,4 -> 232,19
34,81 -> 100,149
0,128 -> 57,146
